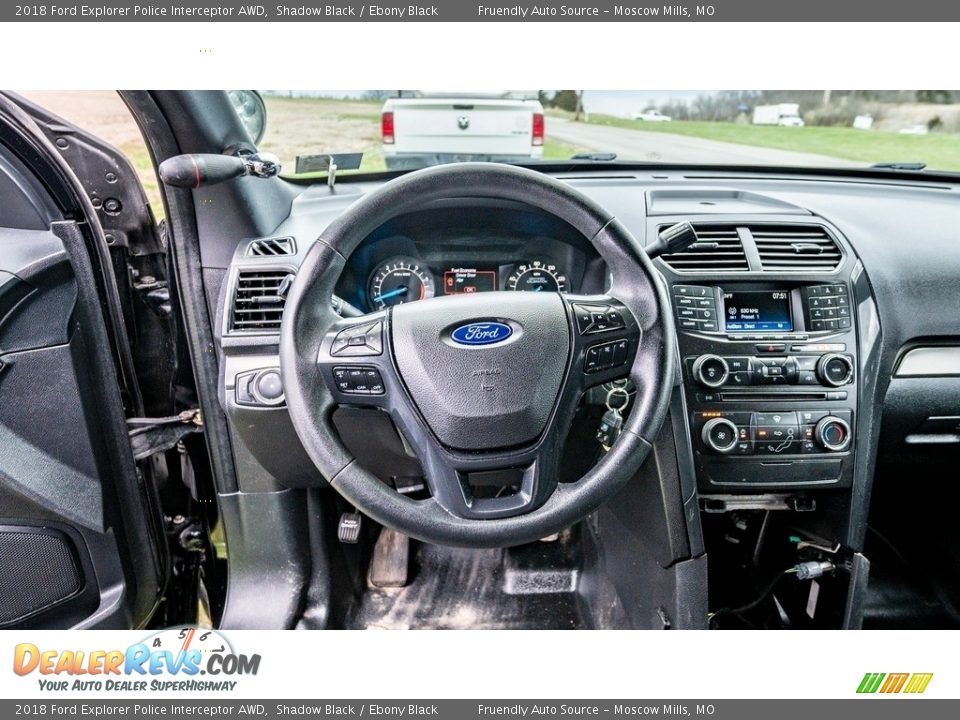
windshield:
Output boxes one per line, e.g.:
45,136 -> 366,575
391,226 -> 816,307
260,90 -> 960,178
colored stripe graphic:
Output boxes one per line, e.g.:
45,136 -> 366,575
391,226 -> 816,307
857,673 -> 885,693
857,672 -> 932,694
904,673 -> 934,694
880,673 -> 909,693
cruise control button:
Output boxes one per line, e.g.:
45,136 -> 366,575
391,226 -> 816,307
333,366 -> 386,396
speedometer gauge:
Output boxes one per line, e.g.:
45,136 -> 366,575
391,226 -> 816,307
368,257 -> 435,310
506,261 -> 567,293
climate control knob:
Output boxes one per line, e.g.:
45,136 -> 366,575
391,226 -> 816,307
815,416 -> 852,452
816,353 -> 854,387
693,354 -> 730,388
701,417 -> 740,454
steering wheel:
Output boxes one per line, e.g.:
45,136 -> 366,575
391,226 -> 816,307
280,163 -> 676,548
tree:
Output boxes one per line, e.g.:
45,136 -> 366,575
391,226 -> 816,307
916,90 -> 953,104
551,90 -> 581,113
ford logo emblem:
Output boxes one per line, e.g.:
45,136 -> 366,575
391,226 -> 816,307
451,321 -> 513,346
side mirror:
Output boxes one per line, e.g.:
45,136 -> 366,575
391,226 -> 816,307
228,90 -> 267,145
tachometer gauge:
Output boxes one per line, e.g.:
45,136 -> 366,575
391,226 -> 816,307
368,257 -> 435,310
506,261 -> 567,293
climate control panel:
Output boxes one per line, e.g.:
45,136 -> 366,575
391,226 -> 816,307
694,410 -> 853,456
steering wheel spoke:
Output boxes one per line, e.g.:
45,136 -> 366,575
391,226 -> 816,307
392,415 -> 564,520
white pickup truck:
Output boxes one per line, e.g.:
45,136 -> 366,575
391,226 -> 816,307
381,93 -> 545,169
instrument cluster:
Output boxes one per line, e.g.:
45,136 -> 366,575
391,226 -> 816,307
338,228 -> 601,312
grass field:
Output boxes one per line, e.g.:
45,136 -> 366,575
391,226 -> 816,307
558,111 -> 960,170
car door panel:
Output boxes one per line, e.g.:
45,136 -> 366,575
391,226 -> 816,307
0,95 -> 166,629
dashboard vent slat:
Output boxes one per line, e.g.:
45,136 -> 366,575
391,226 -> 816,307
230,270 -> 295,332
247,236 -> 296,257
658,224 -> 748,272
751,225 -> 842,271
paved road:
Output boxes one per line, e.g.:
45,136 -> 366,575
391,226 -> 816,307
548,117 -> 855,167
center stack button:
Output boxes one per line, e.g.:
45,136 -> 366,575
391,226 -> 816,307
692,354 -> 730,388
752,411 -> 800,454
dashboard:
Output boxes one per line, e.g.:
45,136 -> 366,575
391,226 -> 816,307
331,204 -> 607,312
214,170 -> 960,529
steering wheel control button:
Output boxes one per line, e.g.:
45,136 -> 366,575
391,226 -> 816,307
573,303 -> 628,335
331,321 -> 383,357
332,366 -> 385,396
817,353 -> 854,387
702,417 -> 739,454
692,354 -> 729,388
815,416 -> 852,452
584,339 -> 630,374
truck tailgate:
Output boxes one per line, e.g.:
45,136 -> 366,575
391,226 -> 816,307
392,99 -> 535,155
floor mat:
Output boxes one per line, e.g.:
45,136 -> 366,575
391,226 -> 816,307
346,539 -> 589,630
862,525 -> 960,629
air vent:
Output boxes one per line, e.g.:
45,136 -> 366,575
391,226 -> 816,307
659,224 -> 748,272
230,270 -> 295,332
751,225 -> 842,271
247,236 -> 295,257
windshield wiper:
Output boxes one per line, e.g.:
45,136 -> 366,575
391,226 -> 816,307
871,162 -> 927,171
570,152 -> 618,162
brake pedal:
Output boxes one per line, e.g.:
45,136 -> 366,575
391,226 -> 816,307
368,527 -> 410,588
338,511 -> 363,544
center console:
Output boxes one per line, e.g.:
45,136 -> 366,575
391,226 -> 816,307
672,280 -> 859,492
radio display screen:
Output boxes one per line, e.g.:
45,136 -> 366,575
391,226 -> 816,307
723,290 -> 792,332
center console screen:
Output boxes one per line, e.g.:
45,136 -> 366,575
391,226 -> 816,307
723,290 -> 792,332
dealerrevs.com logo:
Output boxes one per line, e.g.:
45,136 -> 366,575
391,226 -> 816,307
13,627 -> 260,693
